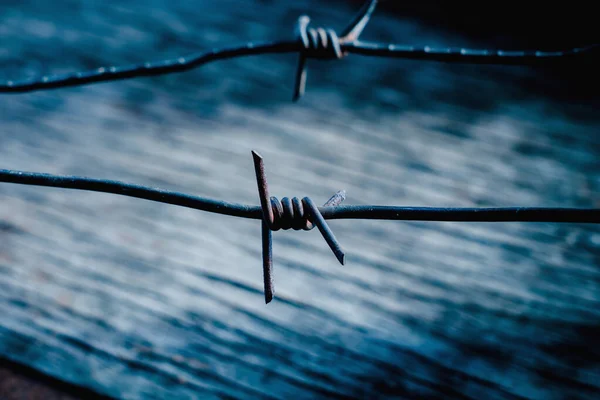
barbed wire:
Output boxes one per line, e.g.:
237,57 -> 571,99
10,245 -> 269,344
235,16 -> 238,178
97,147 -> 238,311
1,0 -> 599,303
1,0 -> 597,100
1,151 -> 598,304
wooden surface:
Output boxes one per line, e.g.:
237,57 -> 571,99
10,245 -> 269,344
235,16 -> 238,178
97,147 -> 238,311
1,357 -> 113,400
1,1 -> 599,399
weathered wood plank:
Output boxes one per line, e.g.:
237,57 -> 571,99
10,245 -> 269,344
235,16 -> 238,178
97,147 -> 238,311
0,355 -> 114,400
1,0 -> 599,399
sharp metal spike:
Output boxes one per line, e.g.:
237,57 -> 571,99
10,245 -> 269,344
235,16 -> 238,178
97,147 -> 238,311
303,196 -> 345,265
252,150 -> 275,303
261,220 -> 274,304
340,0 -> 378,43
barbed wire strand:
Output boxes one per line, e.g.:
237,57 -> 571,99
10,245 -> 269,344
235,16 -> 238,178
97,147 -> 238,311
0,0 -> 597,99
2,167 -> 597,223
1,0 -> 599,303
2,151 -> 599,303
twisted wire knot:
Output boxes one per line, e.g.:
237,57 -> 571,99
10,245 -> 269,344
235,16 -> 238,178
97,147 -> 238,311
267,188 -> 347,231
252,150 -> 346,303
268,196 -> 314,231
296,16 -> 343,61
292,0 -> 378,101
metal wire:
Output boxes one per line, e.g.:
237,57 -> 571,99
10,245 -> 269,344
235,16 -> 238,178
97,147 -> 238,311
0,0 -> 597,99
1,0 -> 598,303
2,153 -> 599,304
2,167 -> 597,223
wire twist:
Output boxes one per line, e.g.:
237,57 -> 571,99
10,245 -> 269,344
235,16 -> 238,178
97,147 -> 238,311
267,193 -> 345,231
252,151 -> 345,303
296,17 -> 343,61
292,0 -> 377,100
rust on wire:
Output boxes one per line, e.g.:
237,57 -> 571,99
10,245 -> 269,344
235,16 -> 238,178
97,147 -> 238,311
0,0 -> 597,98
252,151 -> 345,303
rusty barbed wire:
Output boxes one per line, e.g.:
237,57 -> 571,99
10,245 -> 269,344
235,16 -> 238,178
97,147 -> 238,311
1,0 -> 599,304
0,0 -> 597,100
1,151 -> 599,304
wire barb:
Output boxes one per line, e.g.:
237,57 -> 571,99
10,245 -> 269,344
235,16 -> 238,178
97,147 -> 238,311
340,0 -> 378,43
252,150 -> 345,303
293,0 -> 378,101
303,197 -> 345,265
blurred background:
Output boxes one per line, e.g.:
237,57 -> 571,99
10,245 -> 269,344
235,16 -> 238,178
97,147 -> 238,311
0,0 -> 599,399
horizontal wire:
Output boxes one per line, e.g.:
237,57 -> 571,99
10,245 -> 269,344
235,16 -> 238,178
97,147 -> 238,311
0,39 -> 596,93
0,0 -> 597,94
0,41 -> 299,93
2,169 -> 598,224
347,42 -> 599,65
0,169 -> 261,219
322,206 -> 600,223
